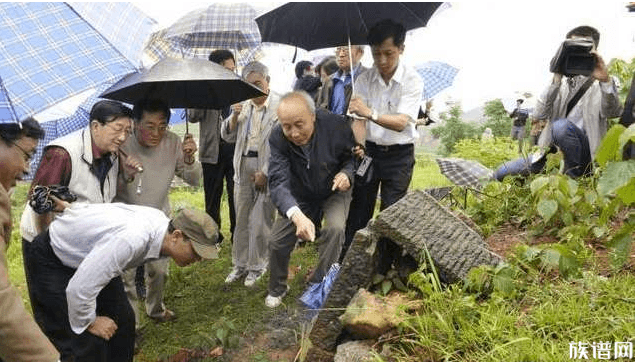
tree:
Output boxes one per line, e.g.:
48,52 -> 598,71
431,104 -> 479,154
608,57 -> 635,104
482,99 -> 512,137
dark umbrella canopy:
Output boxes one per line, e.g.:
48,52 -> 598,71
100,57 -> 265,109
256,2 -> 443,50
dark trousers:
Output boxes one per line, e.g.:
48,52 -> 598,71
494,119 -> 592,180
268,189 -> 351,297
202,140 -> 236,241
23,232 -> 135,362
342,142 -> 415,263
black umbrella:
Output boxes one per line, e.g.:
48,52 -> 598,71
100,57 -> 265,109
255,2 -> 443,51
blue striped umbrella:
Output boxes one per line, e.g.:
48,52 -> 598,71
0,77 -> 18,124
415,61 -> 459,99
0,2 -> 154,122
144,3 -> 263,67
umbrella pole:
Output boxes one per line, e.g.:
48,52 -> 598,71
348,37 -> 355,95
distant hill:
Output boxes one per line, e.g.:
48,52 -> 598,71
462,106 -> 485,124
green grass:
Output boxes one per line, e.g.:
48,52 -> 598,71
7,137 -> 632,362
395,273 -> 635,361
6,146 -> 451,361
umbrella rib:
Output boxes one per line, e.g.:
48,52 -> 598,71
397,2 -> 435,27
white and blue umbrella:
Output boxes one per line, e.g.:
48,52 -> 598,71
415,61 -> 459,99
0,2 -> 155,122
0,77 -> 18,124
144,3 -> 264,67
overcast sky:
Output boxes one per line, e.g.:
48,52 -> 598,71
129,1 -> 635,114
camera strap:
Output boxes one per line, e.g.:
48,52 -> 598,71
565,76 -> 595,117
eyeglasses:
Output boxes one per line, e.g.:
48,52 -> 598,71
140,123 -> 169,133
103,122 -> 132,136
13,142 -> 34,165
335,47 -> 350,55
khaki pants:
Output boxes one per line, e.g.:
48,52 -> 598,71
232,156 -> 276,272
122,258 -> 169,329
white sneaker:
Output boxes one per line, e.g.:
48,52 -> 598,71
244,269 -> 266,287
265,286 -> 289,308
224,267 -> 247,284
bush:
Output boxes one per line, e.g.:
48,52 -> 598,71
450,137 -> 519,169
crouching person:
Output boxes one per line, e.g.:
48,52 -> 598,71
24,202 -> 218,362
265,91 -> 355,308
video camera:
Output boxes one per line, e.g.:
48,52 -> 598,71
549,38 -> 596,77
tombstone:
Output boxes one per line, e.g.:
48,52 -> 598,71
305,190 -> 502,361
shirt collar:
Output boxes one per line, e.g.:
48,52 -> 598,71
334,63 -> 361,81
370,61 -> 406,87
250,93 -> 270,111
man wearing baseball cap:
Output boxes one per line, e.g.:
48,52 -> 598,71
23,201 -> 218,362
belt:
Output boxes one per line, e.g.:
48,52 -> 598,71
243,150 -> 258,157
366,141 -> 413,152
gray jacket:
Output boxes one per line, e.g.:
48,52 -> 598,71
316,64 -> 369,114
534,76 -> 622,158
186,108 -> 223,164
221,92 -> 280,185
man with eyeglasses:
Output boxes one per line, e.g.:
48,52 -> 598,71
187,50 -> 238,245
20,100 -> 140,360
316,45 -> 368,116
115,98 -> 201,332
0,118 -> 60,361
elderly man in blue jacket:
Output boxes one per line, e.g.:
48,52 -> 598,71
265,91 -> 355,308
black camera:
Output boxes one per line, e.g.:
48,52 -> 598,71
549,38 -> 596,76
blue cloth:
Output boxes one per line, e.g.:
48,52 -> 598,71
330,73 -> 352,115
494,118 -> 592,180
300,263 -> 340,309
0,78 -> 17,124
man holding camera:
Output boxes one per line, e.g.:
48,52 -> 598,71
494,25 -> 622,179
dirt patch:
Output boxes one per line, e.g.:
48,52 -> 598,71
484,223 -> 528,258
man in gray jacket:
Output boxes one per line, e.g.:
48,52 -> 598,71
221,62 -> 279,287
494,25 -> 622,179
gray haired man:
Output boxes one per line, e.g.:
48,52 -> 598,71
221,61 -> 280,287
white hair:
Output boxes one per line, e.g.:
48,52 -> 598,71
280,91 -> 316,114
241,61 -> 269,80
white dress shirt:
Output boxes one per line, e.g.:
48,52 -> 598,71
353,61 -> 423,145
49,203 -> 169,334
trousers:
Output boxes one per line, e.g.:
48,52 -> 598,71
232,156 -> 276,272
494,119 -> 592,180
121,258 -> 169,329
23,232 -> 135,362
342,142 -> 415,262
268,188 -> 351,297
202,140 -> 236,241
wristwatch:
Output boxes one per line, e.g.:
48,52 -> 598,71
370,109 -> 378,122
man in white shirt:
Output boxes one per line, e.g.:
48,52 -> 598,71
342,19 -> 423,265
24,203 -> 218,362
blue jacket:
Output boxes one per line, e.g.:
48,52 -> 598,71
268,109 -> 355,217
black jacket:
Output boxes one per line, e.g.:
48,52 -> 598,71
268,109 -> 355,216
